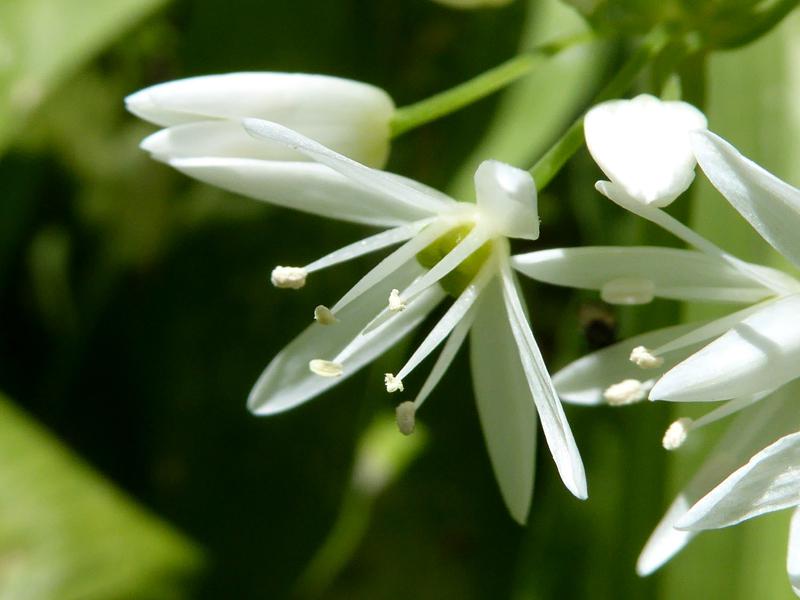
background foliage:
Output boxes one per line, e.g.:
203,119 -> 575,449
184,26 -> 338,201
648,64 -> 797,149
0,0 -> 798,598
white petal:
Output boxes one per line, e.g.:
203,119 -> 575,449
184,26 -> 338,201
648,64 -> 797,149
553,322 -> 702,406
167,157 -> 430,227
499,262 -> 587,499
474,160 -> 539,240
788,508 -> 800,596
585,94 -> 707,206
678,430 -> 800,530
470,274 -> 537,523
248,260 -> 431,415
243,119 -> 454,216
141,121 -> 303,162
639,390 -> 799,574
651,294 -> 800,402
692,130 -> 800,268
512,247 -> 774,304
127,72 -> 395,167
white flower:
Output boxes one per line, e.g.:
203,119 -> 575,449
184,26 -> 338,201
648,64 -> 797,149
559,94 -> 800,595
126,71 -> 394,175
135,114 -> 588,522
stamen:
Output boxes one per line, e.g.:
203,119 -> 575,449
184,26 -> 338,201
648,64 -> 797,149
395,401 -> 416,435
388,289 -> 406,312
309,359 -> 343,377
662,417 -> 693,450
601,277 -> 655,305
271,266 -> 307,289
313,305 -> 337,325
629,346 -> 664,369
603,378 -> 651,406
384,373 -> 404,393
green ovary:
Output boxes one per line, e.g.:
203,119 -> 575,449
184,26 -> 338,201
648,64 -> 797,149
416,224 -> 493,297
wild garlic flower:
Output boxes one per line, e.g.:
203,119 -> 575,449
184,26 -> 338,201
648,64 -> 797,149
126,71 -> 394,173
547,94 -> 800,594
133,110 -> 588,522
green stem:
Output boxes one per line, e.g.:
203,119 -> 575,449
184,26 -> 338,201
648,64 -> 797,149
530,26 -> 671,190
390,32 -> 594,138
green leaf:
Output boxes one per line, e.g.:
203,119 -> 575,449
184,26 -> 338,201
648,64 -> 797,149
0,392 -> 201,600
0,0 -> 168,154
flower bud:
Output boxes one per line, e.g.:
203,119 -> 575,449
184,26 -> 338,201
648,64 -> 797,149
126,72 -> 395,167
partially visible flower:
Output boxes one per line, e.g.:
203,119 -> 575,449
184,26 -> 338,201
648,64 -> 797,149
126,72 -> 395,168
134,112 -> 588,522
552,93 -> 800,595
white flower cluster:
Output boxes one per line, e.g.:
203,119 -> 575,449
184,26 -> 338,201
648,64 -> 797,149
128,72 -> 800,594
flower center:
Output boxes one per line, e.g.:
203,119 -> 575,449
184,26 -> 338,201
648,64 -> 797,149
416,224 -> 493,297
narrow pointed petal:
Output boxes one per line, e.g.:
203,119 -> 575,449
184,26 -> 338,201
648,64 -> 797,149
553,322 -> 702,406
126,72 -> 395,167
168,157 -> 430,227
248,261 -> 430,415
585,94 -> 707,206
513,247 -> 775,304
639,390 -> 799,573
692,130 -> 800,268
788,508 -> 800,596
243,119 -> 454,215
678,430 -> 800,531
470,275 -> 537,523
499,263 -> 587,499
474,160 -> 539,240
651,294 -> 800,402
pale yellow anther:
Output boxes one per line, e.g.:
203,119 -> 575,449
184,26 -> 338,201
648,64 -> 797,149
603,378 -> 648,406
388,289 -> 406,312
313,305 -> 338,325
309,359 -> 343,378
662,417 -> 693,450
395,401 -> 416,436
271,266 -> 307,289
630,346 -> 664,369
384,373 -> 404,393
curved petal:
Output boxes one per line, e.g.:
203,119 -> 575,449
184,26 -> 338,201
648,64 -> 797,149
470,274 -> 537,523
248,260 -> 437,415
243,119 -> 454,216
499,262 -> 587,499
474,160 -> 539,240
584,94 -> 707,206
692,130 -> 800,268
638,389 -> 798,574
651,294 -> 800,402
126,72 -> 395,167
167,157 -> 432,227
789,508 -> 800,596
678,429 -> 800,531
512,247 -> 775,304
553,322 -> 703,406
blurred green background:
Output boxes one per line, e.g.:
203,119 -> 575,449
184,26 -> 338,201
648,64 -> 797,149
0,0 -> 798,598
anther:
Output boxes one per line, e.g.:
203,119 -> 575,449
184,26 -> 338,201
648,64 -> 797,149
662,418 -> 693,450
603,379 -> 649,406
271,266 -> 307,289
309,359 -> 343,377
388,289 -> 406,312
384,373 -> 404,393
313,305 -> 337,325
630,346 -> 664,369
395,401 -> 416,436
601,278 -> 655,305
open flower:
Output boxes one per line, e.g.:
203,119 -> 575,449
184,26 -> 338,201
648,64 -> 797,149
134,112 -> 587,522
126,72 -> 394,167
551,93 -> 800,594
